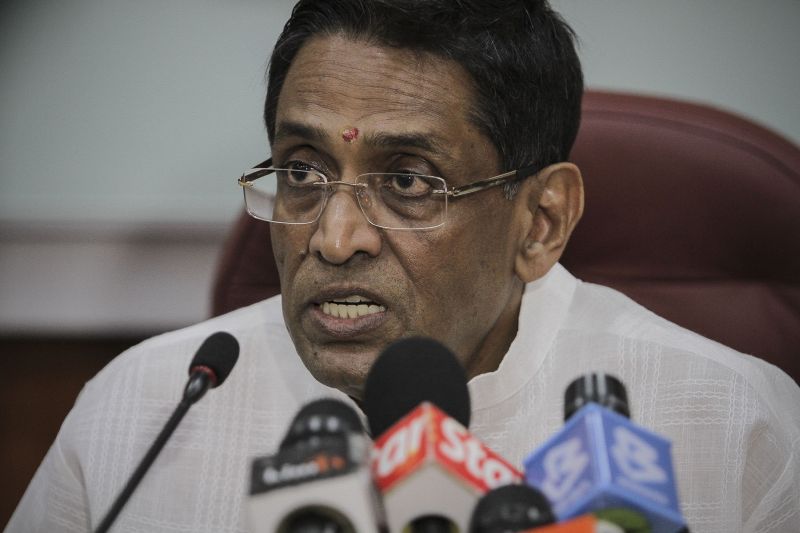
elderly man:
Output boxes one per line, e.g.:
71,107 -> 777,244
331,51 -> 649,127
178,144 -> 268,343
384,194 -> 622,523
8,1 -> 799,532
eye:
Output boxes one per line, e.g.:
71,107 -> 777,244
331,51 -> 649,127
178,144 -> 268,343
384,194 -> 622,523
279,161 -> 325,186
383,172 -> 435,197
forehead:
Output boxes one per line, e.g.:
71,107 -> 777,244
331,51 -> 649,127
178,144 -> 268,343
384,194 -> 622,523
275,34 -> 481,142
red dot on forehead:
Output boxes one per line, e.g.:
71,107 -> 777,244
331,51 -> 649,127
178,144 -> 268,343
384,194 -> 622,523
341,126 -> 359,143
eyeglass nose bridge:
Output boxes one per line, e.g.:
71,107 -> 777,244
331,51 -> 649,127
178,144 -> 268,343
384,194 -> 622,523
313,179 -> 373,224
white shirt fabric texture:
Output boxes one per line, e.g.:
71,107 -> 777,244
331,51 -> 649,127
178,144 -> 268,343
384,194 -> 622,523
7,264 -> 800,533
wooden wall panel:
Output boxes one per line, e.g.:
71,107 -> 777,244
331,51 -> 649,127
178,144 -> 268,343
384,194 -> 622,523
0,336 -> 144,527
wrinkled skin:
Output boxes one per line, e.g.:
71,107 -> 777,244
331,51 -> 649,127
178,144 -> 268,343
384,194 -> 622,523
269,35 -> 582,399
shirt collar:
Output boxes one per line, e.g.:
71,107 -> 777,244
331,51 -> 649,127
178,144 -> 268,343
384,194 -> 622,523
468,263 -> 578,411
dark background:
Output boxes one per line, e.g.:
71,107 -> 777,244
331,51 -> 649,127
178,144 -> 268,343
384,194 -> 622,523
1,336 -> 144,526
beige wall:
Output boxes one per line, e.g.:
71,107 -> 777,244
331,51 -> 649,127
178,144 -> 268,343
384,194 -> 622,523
1,0 -> 798,335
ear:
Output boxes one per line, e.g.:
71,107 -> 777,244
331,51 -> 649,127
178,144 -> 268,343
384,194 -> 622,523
514,162 -> 584,283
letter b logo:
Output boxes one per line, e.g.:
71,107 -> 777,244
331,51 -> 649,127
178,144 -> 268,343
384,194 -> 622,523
611,426 -> 667,484
541,437 -> 590,500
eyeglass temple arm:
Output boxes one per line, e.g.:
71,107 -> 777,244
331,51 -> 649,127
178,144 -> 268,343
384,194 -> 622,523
445,163 -> 540,198
239,158 -> 275,184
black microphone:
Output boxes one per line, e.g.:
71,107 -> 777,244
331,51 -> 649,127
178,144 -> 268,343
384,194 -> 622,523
246,398 -> 386,533
364,336 -> 471,437
279,396 -> 365,450
94,331 -> 239,533
468,484 -> 556,533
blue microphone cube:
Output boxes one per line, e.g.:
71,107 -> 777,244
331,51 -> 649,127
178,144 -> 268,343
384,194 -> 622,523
524,403 -> 686,533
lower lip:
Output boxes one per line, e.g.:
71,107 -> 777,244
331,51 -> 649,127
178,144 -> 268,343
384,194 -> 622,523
307,304 -> 388,338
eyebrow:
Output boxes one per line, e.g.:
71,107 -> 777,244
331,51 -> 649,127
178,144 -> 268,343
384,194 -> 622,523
365,131 -> 445,153
273,121 -> 330,144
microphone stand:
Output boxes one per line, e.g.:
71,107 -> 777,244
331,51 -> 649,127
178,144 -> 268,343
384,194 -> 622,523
94,372 -> 213,533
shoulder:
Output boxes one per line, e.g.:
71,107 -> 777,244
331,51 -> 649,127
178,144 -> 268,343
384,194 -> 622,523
567,279 -> 794,386
86,296 -> 286,395
559,279 -> 800,529
7,297 -> 294,532
556,275 -> 800,445
61,295 -> 306,460
565,280 -> 800,426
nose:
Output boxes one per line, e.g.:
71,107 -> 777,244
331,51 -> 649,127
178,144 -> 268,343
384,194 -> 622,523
308,184 -> 382,264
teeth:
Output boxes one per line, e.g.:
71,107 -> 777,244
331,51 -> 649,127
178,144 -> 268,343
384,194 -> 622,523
321,299 -> 386,318
332,295 -> 371,304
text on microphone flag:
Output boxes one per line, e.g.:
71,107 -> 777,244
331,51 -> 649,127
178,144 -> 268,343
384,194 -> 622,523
524,403 -> 683,532
371,402 -> 522,494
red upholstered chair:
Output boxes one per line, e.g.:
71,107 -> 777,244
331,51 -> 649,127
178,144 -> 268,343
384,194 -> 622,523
211,90 -> 800,383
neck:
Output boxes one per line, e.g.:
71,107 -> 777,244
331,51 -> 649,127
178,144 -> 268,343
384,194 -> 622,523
464,281 -> 524,380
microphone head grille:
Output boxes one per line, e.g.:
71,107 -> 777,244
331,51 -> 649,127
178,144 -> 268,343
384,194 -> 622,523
280,398 -> 364,450
190,331 -> 240,387
469,484 -> 555,533
564,372 -> 629,421
364,336 -> 470,437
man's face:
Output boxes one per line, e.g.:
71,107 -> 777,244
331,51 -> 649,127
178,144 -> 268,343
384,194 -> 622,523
270,35 -> 530,399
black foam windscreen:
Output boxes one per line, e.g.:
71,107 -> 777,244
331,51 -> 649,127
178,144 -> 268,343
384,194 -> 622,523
469,484 -> 555,533
280,397 -> 365,450
564,372 -> 630,421
189,331 -> 240,387
363,336 -> 470,438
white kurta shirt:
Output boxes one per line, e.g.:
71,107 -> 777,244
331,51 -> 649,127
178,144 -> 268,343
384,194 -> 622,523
7,264 -> 800,533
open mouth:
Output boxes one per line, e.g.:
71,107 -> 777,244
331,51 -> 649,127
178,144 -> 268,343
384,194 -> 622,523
319,295 -> 387,319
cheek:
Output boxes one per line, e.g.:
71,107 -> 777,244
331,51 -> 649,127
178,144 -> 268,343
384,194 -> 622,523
387,229 -> 445,279
270,225 -> 309,281
438,209 -> 516,293
393,209 -> 512,301
269,226 -> 287,276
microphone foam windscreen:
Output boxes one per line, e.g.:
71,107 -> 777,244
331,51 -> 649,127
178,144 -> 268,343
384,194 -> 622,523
364,336 -> 470,437
469,484 -> 555,533
190,331 -> 240,387
564,372 -> 629,421
280,397 -> 364,450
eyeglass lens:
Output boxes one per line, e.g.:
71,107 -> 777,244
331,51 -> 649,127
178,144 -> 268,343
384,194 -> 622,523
243,169 -> 447,230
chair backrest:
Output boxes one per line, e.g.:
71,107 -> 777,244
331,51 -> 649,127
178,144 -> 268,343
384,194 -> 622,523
212,90 -> 800,382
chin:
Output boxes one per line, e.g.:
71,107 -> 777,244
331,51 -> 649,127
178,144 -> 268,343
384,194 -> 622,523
317,369 -> 367,400
301,346 -> 374,400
